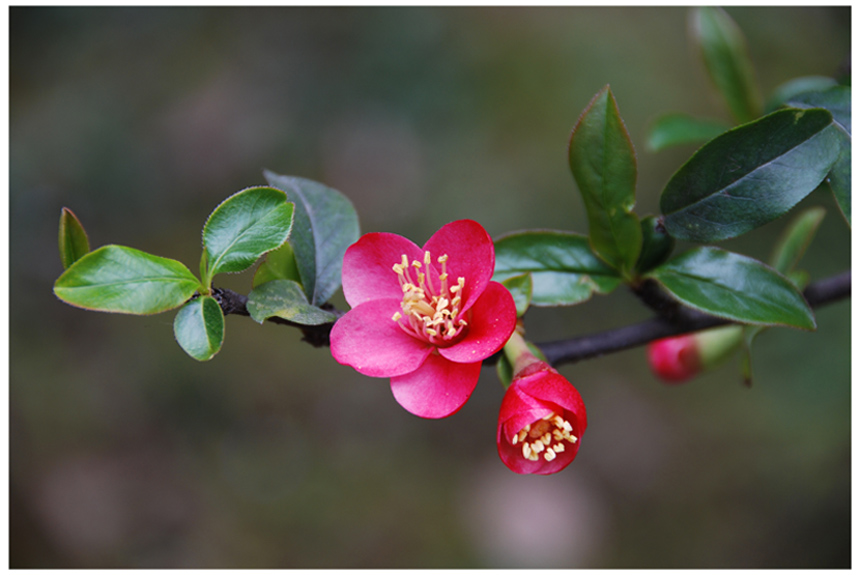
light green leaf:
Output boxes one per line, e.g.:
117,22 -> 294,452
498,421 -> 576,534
493,230 -> 622,306
58,207 -> 91,270
203,186 -> 295,279
54,245 -> 200,315
252,241 -> 302,288
690,7 -> 761,123
765,75 -> 838,113
647,113 -> 730,152
647,247 -> 815,330
246,279 -> 337,326
568,85 -> 642,275
661,108 -> 842,242
173,295 -> 225,361
769,206 -> 826,275
264,171 -> 360,306
499,273 -> 532,317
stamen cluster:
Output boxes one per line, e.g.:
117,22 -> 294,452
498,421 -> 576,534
512,412 -> 578,462
391,251 -> 467,343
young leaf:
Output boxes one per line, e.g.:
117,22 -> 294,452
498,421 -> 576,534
769,206 -> 826,275
252,242 -> 302,288
785,86 -> 851,226
646,113 -> 730,152
568,86 -> 642,274
765,76 -> 838,113
647,247 -> 815,330
635,215 -> 675,274
246,279 -> 337,326
54,245 -> 200,315
173,295 -> 225,361
690,7 -> 761,123
58,207 -> 91,269
493,230 -> 622,307
264,171 -> 360,306
499,273 -> 533,318
661,108 -> 842,242
202,186 -> 295,279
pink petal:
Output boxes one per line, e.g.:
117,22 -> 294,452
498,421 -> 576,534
390,353 -> 482,418
330,298 -> 433,377
341,232 -> 425,308
422,220 -> 495,313
517,371 -> 588,434
438,281 -> 517,363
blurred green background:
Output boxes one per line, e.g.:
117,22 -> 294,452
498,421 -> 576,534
10,6 -> 851,568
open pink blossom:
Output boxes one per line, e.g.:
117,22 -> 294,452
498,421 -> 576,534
330,219 -> 517,418
497,361 -> 587,475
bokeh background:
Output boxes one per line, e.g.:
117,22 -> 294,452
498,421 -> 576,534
10,6 -> 851,568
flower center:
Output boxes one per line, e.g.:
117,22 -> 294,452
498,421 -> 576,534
511,412 -> 578,462
391,251 -> 468,344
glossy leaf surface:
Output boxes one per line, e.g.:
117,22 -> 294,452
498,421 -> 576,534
173,295 -> 225,361
494,230 -> 621,306
58,207 -> 90,269
54,245 -> 200,315
690,7 -> 760,123
568,86 -> 642,274
252,242 -> 302,288
247,279 -> 337,326
265,171 -> 360,306
646,113 -> 729,152
648,247 -> 815,330
635,215 -> 675,274
203,186 -> 294,278
661,108 -> 842,242
786,86 -> 851,226
765,76 -> 838,113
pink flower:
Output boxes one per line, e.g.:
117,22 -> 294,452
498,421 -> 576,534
647,335 -> 701,384
330,219 -> 517,418
497,361 -> 587,475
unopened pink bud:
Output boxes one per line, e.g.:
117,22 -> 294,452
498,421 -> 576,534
648,334 -> 701,384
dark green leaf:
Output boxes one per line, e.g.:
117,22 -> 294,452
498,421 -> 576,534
647,113 -> 730,151
568,86 -> 642,274
765,75 -> 838,113
252,242 -> 302,288
58,207 -> 91,269
203,186 -> 295,279
499,273 -> 532,317
54,245 -> 200,315
173,295 -> 224,361
827,147 -> 851,226
690,7 -> 761,123
661,108 -> 842,242
246,279 -> 337,326
493,230 -> 622,306
769,206 -> 826,275
264,171 -> 360,306
647,247 -> 815,330
635,216 -> 675,274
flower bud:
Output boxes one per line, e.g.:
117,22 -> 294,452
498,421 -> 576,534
648,325 -> 744,384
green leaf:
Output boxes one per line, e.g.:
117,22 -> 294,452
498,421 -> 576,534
173,295 -> 225,361
690,7 -> 761,123
54,245 -> 200,315
264,171 -> 360,306
202,186 -> 295,279
499,273 -> 532,318
635,215 -> 675,274
661,108 -> 842,242
646,113 -> 730,152
58,207 -> 91,270
246,279 -> 337,326
252,242 -> 302,288
769,206 -> 826,275
493,230 -> 622,306
568,86 -> 642,274
765,76 -> 838,113
785,86 -> 851,226
647,247 -> 815,330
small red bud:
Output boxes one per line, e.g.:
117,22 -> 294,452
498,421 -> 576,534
648,335 -> 701,384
